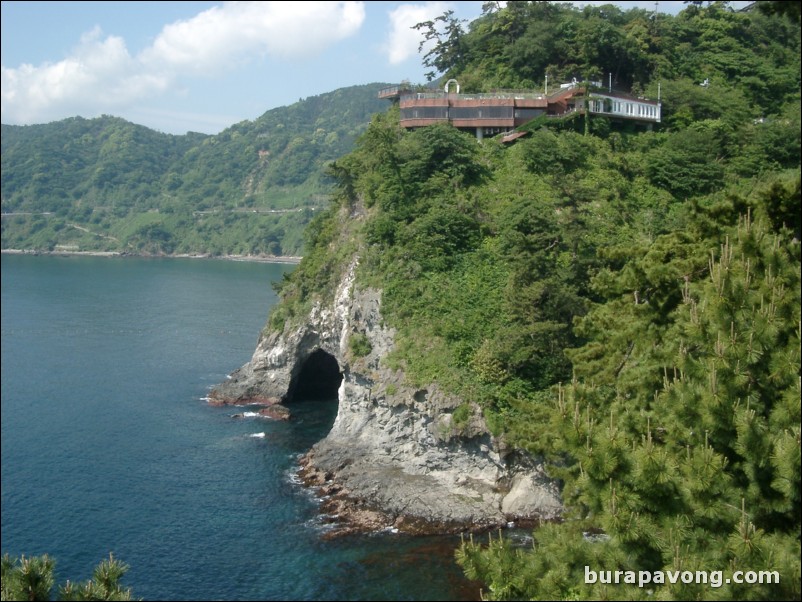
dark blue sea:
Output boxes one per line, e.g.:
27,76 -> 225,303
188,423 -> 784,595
1,254 -> 478,601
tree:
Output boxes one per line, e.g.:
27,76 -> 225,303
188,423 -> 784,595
1,554 -> 137,601
458,209 -> 801,600
756,0 -> 801,23
413,10 -> 468,81
646,124 -> 726,197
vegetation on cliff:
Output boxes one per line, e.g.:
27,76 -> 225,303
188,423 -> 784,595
1,553 -> 136,601
1,84 -> 387,257
271,2 -> 800,599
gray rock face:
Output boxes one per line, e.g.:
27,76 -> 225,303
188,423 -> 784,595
210,258 -> 562,532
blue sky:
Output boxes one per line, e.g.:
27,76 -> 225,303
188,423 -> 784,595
1,1 -> 750,135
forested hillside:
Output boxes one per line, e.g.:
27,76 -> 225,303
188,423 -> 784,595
1,83 -> 388,256
271,2 -> 800,599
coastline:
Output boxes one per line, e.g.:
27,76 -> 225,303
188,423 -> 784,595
1,248 -> 302,264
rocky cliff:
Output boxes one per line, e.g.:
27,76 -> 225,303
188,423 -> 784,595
210,257 -> 561,534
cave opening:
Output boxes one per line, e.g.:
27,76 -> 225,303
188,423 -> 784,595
289,349 -> 343,402
286,349 -> 342,441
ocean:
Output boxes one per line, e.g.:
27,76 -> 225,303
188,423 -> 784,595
0,254 -> 477,601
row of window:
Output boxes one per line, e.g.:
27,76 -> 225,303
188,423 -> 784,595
400,106 -> 518,120
589,99 -> 660,120
401,101 -> 659,122
401,107 -> 448,120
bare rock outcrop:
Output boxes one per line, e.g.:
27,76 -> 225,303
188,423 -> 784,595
210,259 -> 562,533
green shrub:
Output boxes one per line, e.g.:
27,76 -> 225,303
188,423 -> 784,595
349,333 -> 372,358
452,403 -> 472,428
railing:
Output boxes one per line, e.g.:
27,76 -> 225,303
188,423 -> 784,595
403,91 -> 547,101
378,85 -> 413,98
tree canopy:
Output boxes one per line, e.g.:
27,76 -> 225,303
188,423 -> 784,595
270,2 -> 800,599
1,554 -> 136,601
1,84 -> 388,257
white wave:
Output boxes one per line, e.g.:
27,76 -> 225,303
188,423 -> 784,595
304,517 -> 339,532
242,411 -> 261,417
249,432 -> 266,438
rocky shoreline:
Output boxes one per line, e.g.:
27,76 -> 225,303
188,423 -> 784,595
210,256 -> 563,537
208,393 -> 292,420
296,450 -> 553,540
298,452 -> 396,539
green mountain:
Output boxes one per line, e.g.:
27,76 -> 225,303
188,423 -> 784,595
266,2 -> 800,600
1,83 -> 389,256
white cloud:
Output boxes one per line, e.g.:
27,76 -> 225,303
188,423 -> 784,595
1,27 -> 163,124
1,1 -> 365,127
385,2 -> 451,66
142,1 -> 366,73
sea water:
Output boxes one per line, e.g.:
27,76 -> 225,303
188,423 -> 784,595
1,254 -> 478,601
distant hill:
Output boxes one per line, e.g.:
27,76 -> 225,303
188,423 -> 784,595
1,83 -> 390,256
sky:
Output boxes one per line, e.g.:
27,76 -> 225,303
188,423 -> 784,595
1,1 -> 752,135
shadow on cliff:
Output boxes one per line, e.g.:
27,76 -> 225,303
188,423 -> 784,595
285,349 -> 342,437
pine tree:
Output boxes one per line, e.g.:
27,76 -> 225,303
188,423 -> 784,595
1,554 -> 136,601
459,203 -> 801,600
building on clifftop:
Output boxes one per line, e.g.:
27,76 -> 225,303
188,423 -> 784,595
379,78 -> 661,139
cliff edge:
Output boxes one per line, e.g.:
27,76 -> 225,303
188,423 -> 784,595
210,257 -> 561,534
